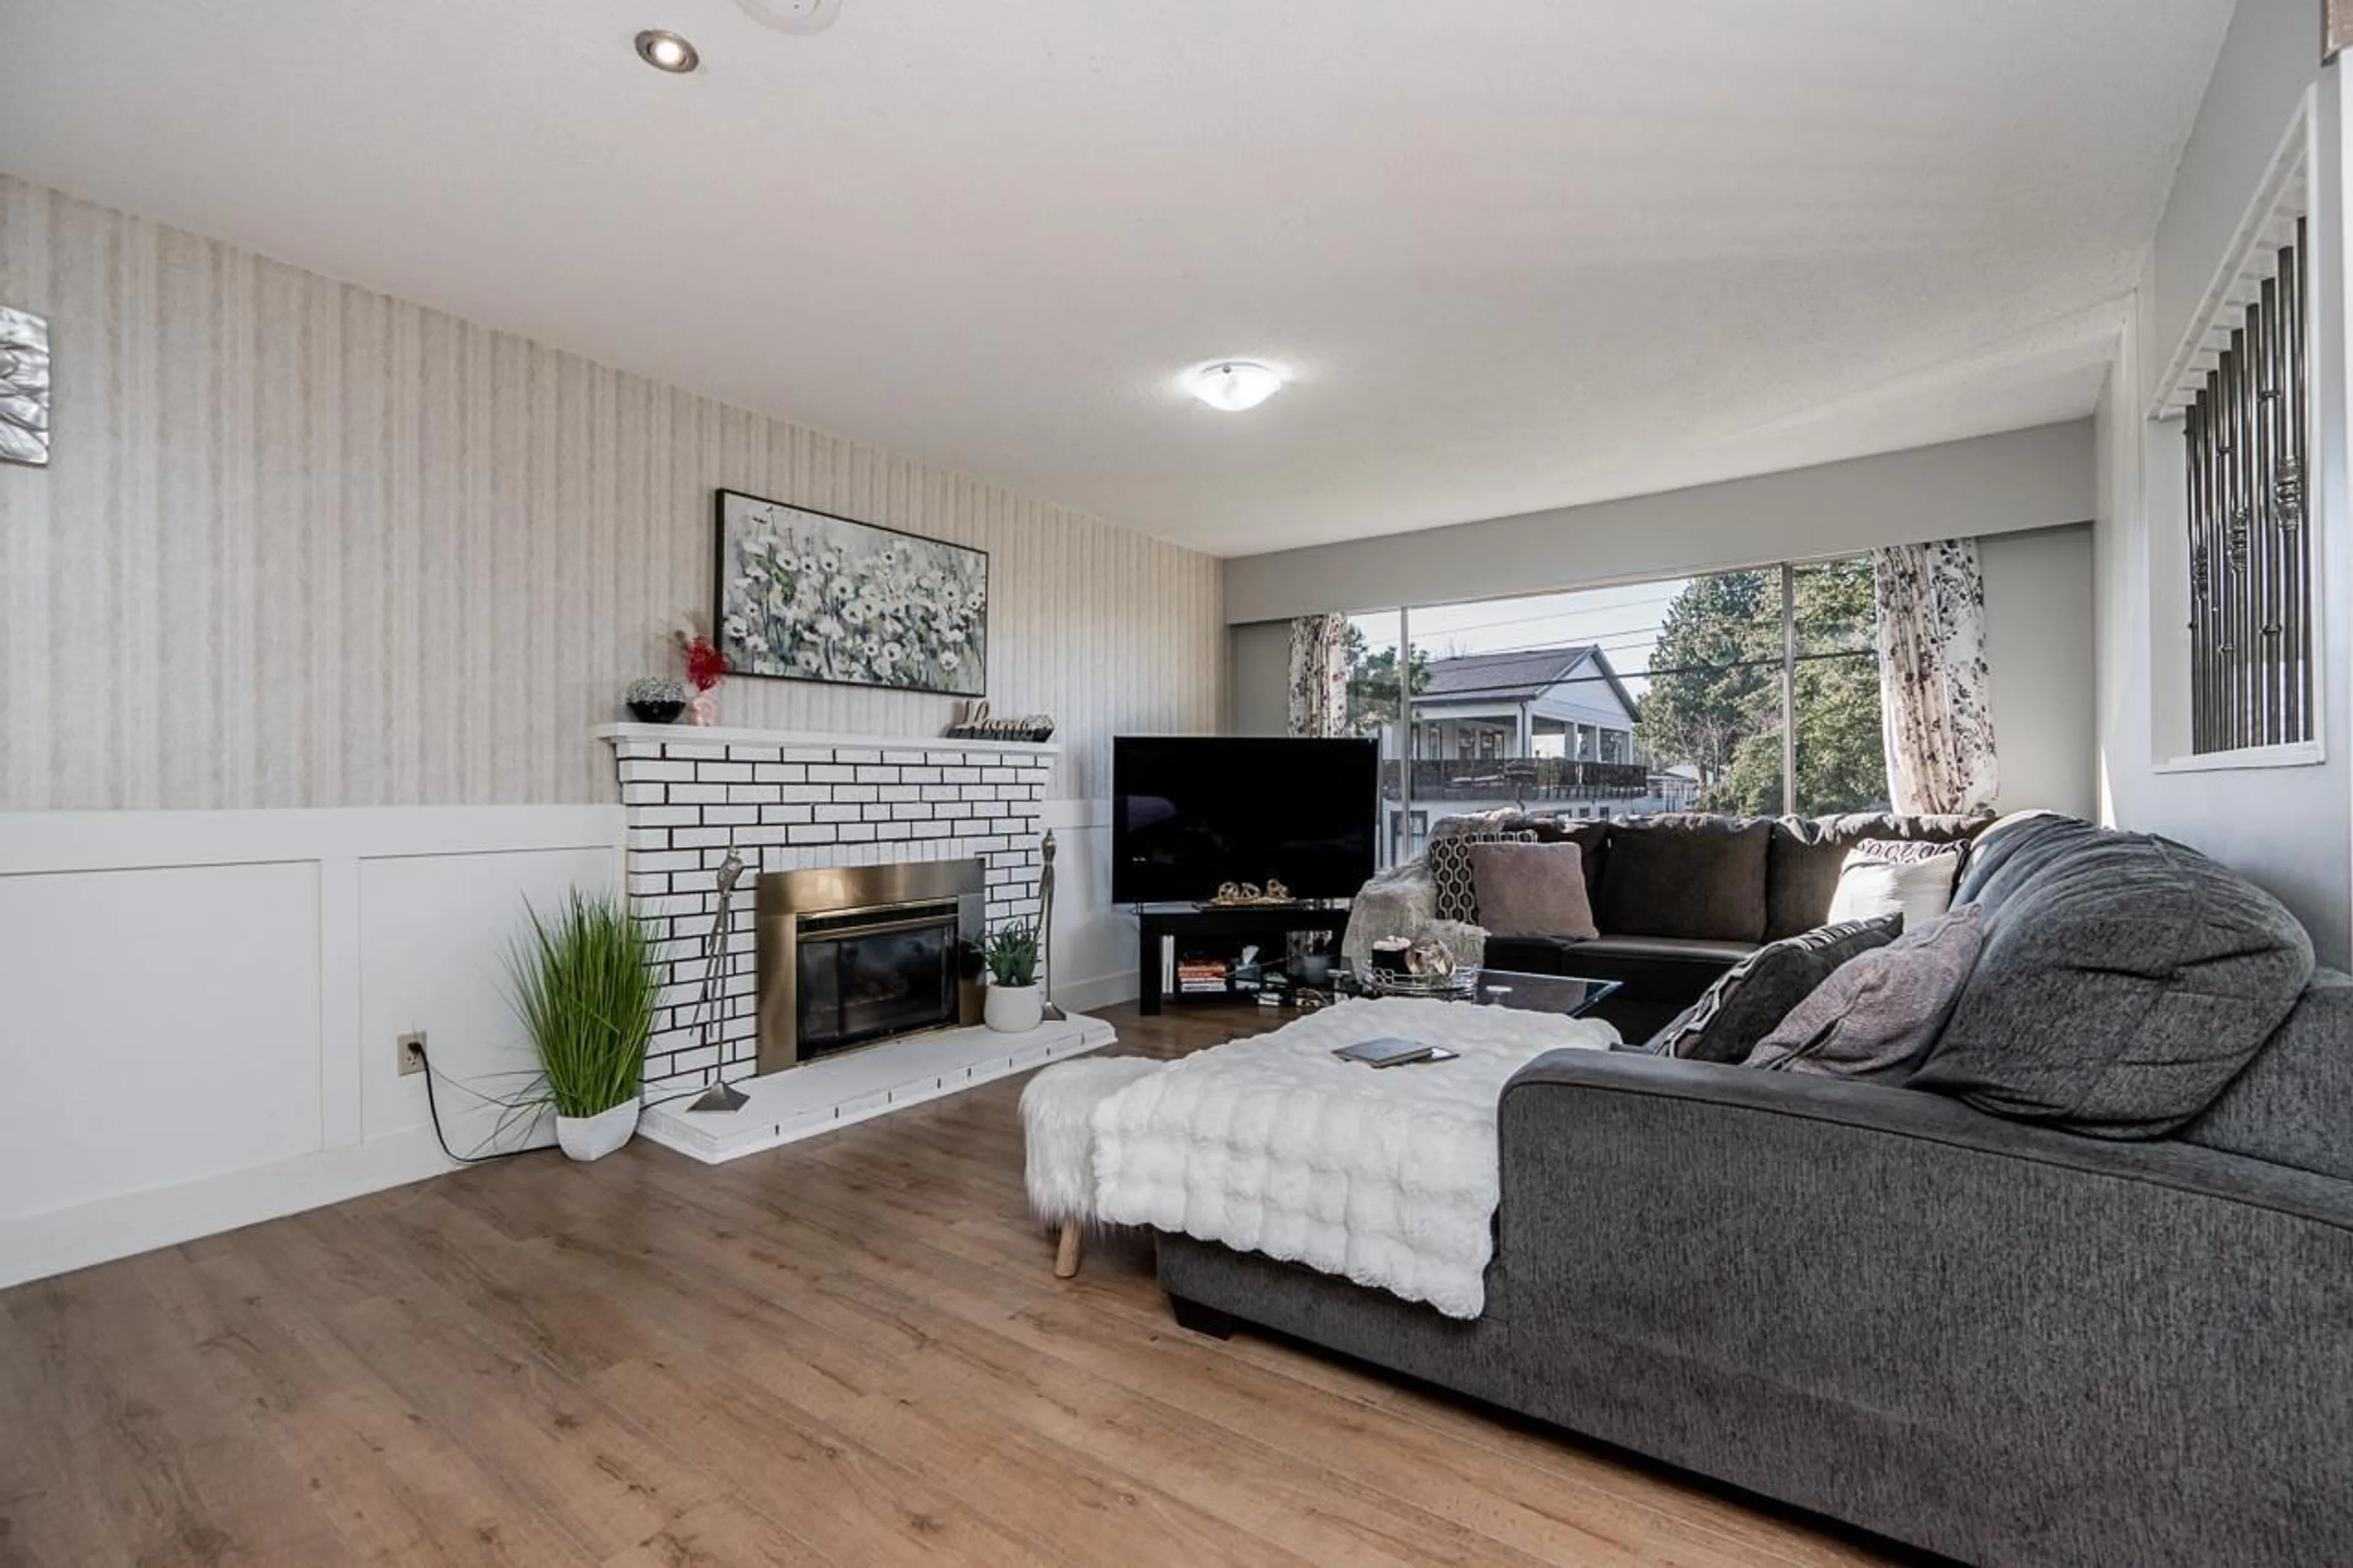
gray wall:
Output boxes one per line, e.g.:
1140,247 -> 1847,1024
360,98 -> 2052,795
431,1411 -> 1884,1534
1228,523 -> 2097,819
2096,0 -> 2352,964
1224,420 -> 2094,623
1982,525 -> 2098,817
2148,0 -> 2319,387
1229,621 -> 1292,737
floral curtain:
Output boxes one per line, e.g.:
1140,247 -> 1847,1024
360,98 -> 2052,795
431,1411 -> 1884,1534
1286,613 -> 1351,738
1873,539 -> 1999,816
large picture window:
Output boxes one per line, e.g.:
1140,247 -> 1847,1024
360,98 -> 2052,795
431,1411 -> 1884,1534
1350,556 -> 1889,860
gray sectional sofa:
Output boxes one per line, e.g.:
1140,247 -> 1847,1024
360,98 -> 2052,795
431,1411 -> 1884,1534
1157,814 -> 2353,1565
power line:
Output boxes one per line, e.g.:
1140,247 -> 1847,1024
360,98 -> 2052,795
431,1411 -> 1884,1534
1368,588 -> 1689,640
1418,631 -> 1691,664
1387,623 -> 1873,667
1356,562 -> 1874,650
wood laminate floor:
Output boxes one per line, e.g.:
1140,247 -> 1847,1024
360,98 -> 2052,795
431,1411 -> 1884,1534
0,1003 -> 1904,1567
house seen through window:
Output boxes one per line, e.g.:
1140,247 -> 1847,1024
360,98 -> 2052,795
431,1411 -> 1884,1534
1349,559 -> 1890,860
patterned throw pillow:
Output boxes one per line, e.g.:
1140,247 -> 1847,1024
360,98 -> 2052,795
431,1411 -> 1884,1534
1849,838 -> 1974,866
1427,828 -> 1538,923
1642,915 -> 1903,1063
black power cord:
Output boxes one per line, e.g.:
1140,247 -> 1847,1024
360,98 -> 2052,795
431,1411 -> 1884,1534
415,1040 -> 710,1164
417,1041 -> 539,1165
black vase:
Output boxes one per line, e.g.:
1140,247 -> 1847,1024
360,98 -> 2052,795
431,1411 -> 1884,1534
628,699 -> 686,724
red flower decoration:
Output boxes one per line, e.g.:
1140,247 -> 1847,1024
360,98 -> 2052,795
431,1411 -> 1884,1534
685,635 -> 728,692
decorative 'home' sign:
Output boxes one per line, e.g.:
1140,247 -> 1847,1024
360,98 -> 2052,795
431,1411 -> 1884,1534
0,305 -> 50,467
714,488 -> 989,697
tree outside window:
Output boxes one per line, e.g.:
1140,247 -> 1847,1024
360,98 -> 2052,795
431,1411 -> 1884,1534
1634,559 -> 1889,816
1341,618 -> 1428,738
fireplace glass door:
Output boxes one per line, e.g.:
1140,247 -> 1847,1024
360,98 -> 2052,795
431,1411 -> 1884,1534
794,904 -> 960,1059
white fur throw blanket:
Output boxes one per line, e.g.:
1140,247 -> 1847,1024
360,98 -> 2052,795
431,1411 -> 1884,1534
1091,998 -> 1615,1318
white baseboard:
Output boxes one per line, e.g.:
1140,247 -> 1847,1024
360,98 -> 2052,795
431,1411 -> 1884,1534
0,1126 -> 487,1289
1051,969 -> 1139,1013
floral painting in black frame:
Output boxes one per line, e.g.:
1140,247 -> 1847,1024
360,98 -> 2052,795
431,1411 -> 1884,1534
714,488 -> 988,697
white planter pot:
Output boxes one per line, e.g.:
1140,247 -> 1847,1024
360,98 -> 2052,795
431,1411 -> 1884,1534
555,1100 -> 640,1162
984,981 -> 1043,1033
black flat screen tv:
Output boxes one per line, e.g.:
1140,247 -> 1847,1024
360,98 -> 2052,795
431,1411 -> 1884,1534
1112,735 -> 1379,904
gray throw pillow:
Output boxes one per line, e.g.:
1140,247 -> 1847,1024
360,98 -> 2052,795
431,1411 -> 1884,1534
1643,915 -> 1903,1064
1745,906 -> 1987,1081
1468,840 -> 1599,940
1427,828 -> 1537,923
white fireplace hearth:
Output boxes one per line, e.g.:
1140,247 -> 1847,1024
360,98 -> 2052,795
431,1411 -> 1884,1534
597,722 -> 1067,1098
638,1012 -> 1115,1164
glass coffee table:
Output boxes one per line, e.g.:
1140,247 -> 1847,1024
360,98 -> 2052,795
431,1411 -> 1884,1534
1337,968 -> 1621,1019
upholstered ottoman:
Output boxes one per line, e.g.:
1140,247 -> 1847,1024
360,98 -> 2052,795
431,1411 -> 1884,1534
1018,1056 -> 1164,1277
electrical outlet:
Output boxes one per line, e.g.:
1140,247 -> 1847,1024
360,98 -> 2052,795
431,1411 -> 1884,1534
398,1031 -> 428,1076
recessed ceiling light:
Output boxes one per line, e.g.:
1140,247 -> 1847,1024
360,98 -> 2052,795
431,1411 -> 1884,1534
735,0 -> 845,32
634,29 -> 700,73
1188,360 -> 1285,412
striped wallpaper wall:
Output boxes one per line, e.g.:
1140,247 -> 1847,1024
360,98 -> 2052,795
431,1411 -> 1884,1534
0,175 -> 1224,809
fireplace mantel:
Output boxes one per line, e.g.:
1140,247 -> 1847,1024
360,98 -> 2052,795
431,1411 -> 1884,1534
594,722 -> 1058,759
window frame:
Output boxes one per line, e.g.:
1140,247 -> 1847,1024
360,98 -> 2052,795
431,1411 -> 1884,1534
2144,88 -> 2328,775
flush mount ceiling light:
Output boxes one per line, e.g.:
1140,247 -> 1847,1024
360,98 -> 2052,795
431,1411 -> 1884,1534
634,29 -> 700,72
1188,360 -> 1285,412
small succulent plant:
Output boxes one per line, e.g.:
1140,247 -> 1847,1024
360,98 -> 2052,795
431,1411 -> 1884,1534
982,920 -> 1040,988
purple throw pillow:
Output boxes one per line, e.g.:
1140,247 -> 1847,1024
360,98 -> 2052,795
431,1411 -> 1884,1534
1745,906 -> 1988,1081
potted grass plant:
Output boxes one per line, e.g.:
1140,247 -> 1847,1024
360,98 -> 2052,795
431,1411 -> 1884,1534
504,888 -> 659,1161
981,919 -> 1043,1033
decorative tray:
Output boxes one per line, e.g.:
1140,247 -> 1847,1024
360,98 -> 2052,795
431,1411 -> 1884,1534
1359,967 -> 1480,999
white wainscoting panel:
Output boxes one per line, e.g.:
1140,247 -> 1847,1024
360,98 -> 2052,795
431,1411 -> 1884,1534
1,860 -> 324,1218
1044,797 -> 1139,1013
0,806 -> 622,1288
358,845 -> 620,1149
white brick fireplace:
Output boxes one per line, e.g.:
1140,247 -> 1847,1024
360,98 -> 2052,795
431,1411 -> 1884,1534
597,722 -> 1058,1095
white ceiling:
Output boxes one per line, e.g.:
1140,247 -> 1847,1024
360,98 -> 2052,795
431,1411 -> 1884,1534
0,0 -> 2231,556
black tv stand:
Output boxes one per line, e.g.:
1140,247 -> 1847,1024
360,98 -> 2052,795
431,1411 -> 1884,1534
1134,900 -> 1352,1015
